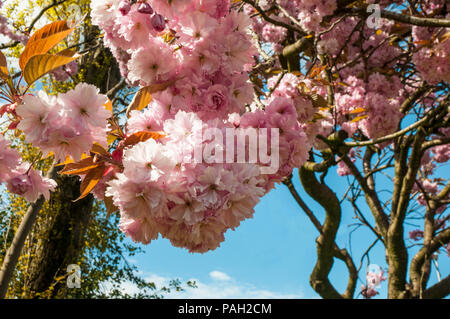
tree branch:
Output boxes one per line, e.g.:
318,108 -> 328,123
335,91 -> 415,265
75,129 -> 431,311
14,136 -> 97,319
341,155 -> 389,237
299,165 -> 342,299
241,0 -> 305,35
283,174 -> 357,299
423,274 -> 450,299
410,228 -> 450,298
348,8 -> 450,28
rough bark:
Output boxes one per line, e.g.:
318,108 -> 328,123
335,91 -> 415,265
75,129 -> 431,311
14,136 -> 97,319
23,170 -> 93,298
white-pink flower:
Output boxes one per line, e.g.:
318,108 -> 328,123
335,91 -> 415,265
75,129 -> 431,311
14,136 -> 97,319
127,108 -> 164,134
167,192 -> 205,225
106,173 -> 167,219
163,111 -> 204,145
6,164 -> 57,203
119,217 -> 160,245
122,139 -> 175,182
16,91 -> 55,145
60,83 -> 109,128
127,38 -> 177,85
178,11 -> 218,46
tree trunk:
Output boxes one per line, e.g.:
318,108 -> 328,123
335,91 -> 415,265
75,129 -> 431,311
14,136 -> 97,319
23,171 -> 93,298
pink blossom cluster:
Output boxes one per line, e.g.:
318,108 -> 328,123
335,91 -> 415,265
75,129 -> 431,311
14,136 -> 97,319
336,148 -> 356,177
0,134 -> 20,182
0,134 -> 56,202
4,83 -> 110,203
431,143 -> 450,164
412,179 -> 448,214
267,73 -> 315,123
104,104 -> 310,252
248,0 -> 337,34
336,73 -> 404,140
418,0 -> 447,15
16,83 -> 110,162
246,4 -> 411,183
89,0 -> 313,252
0,1 -> 29,44
247,5 -> 411,144
102,93 -> 312,252
420,127 -> 450,176
50,61 -> 79,82
84,0 -> 449,253
409,219 -> 448,257
266,73 -> 333,150
244,0 -> 337,52
409,229 -> 424,241
92,0 -> 255,121
313,17 -> 406,141
360,285 -> 379,298
106,112 -> 265,252
367,268 -> 386,288
361,266 -> 386,299
412,25 -> 450,85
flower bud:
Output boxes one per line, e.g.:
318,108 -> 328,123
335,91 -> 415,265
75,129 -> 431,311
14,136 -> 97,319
151,13 -> 165,32
112,148 -> 124,163
138,2 -> 153,14
118,0 -> 131,16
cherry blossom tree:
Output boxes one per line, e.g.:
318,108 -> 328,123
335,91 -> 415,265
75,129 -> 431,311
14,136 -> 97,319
0,0 -> 449,299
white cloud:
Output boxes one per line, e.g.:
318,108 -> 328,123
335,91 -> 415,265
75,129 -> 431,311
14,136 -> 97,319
105,270 -> 303,299
209,271 -> 231,282
168,279 -> 303,299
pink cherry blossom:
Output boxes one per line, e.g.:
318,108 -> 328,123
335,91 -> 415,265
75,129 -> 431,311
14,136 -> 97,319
0,134 -> 21,182
6,163 -> 57,203
409,229 -> 425,241
59,83 -> 109,128
122,139 -> 175,182
127,38 -> 178,85
16,91 -> 55,145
